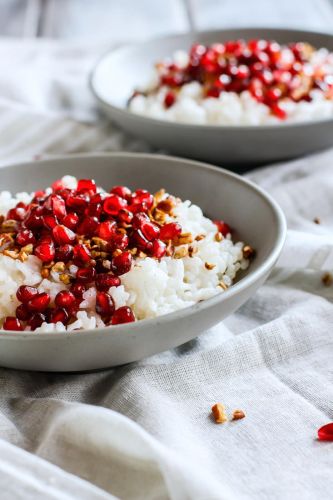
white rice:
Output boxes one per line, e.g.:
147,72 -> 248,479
0,180 -> 249,332
129,48 -> 333,125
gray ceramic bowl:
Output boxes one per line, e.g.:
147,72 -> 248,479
0,153 -> 286,371
91,27 -> 333,166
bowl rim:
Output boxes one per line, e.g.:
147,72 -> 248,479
90,25 -> 333,131
0,152 -> 287,338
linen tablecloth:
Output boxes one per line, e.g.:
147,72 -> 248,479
1,4 -> 333,497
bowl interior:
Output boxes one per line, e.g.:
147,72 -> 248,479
0,153 -> 285,284
92,27 -> 333,111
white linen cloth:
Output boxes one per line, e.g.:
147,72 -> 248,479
1,8 -> 333,497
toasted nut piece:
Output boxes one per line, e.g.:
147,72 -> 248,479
59,273 -> 71,285
195,234 -> 205,241
138,251 -> 147,258
41,268 -> 50,279
3,249 -> 19,259
313,217 -> 321,224
18,251 -> 28,262
91,250 -> 101,258
218,281 -> 228,290
205,262 -> 216,270
52,261 -> 66,273
113,249 -> 122,257
188,245 -> 198,257
177,232 -> 194,245
153,208 -> 167,223
232,409 -> 246,421
0,233 -> 14,248
21,244 -> 33,255
156,198 -> 175,214
174,246 -> 188,259
0,215 -> 4,225
1,220 -> 18,232
211,403 -> 228,424
215,232 -> 223,242
322,272 -> 333,286
91,237 -> 108,250
243,245 -> 255,260
165,240 -> 174,257
102,259 -> 111,270
130,247 -> 138,256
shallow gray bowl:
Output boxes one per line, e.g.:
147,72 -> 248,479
91,27 -> 333,166
0,153 -> 286,371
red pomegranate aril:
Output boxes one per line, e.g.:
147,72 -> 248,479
55,244 -> 73,262
34,241 -> 55,262
110,186 -> 132,199
45,194 -> 67,220
49,307 -> 69,324
103,195 -> 127,216
16,304 -> 31,321
164,91 -> 176,108
132,212 -> 150,230
7,207 -> 26,221
3,317 -> 23,331
132,229 -> 150,250
132,190 -> 154,210
28,313 -> 45,330
118,208 -> 133,224
77,179 -> 97,194
16,285 -> 38,303
266,87 -> 282,102
16,229 -> 35,246
96,291 -> 115,317
66,193 -> 89,211
95,274 -> 121,292
76,267 -> 96,283
213,220 -> 231,236
111,306 -> 135,325
141,220 -> 160,241
51,179 -> 65,191
318,423 -> 333,441
76,216 -> 99,237
108,232 -> 129,251
63,212 -> 79,230
96,220 -> 117,240
55,290 -> 76,309
86,203 -> 102,218
111,251 -> 132,275
206,87 -> 221,98
24,207 -> 43,229
150,239 -> 166,259
70,283 -> 86,298
90,193 -> 106,204
42,214 -> 58,230
159,222 -> 182,241
53,225 -> 76,245
73,243 -> 91,263
271,103 -> 287,119
26,292 -> 50,312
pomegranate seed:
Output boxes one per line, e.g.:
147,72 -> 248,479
111,251 -> 132,275
55,244 -> 74,262
55,290 -> 76,309
3,317 -> 23,331
34,241 -> 55,262
63,212 -> 79,230
159,222 -> 182,241
16,229 -> 35,246
90,193 -> 106,204
73,244 -> 91,263
118,208 -> 133,224
26,292 -> 50,312
110,186 -> 132,199
76,267 -> 96,283
24,206 -> 43,229
7,207 -> 26,221
141,220 -> 160,241
77,179 -> 97,194
107,232 -> 129,252
70,283 -> 86,299
96,291 -> 115,317
16,303 -> 31,321
76,216 -> 99,237
132,229 -> 150,250
51,179 -> 65,191
27,313 -> 45,330
132,212 -> 150,230
42,214 -> 58,230
213,220 -> 231,236
53,225 -> 76,245
66,193 -> 89,212
103,195 -> 127,216
131,190 -> 154,211
49,307 -> 69,324
206,87 -> 221,98
16,285 -> 38,303
111,306 -> 135,325
266,87 -> 282,102
45,194 -> 67,220
271,103 -> 287,120
96,220 -> 116,240
95,274 -> 121,292
164,91 -> 176,108
86,203 -> 102,218
150,239 -> 166,259
318,423 -> 333,441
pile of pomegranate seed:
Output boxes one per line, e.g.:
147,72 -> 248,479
135,39 -> 333,119
0,178 -> 190,331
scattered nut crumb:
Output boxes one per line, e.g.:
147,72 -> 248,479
243,245 -> 255,260
205,262 -> 216,270
195,234 -> 205,241
41,268 -> 50,279
322,272 -> 333,286
211,403 -> 228,424
174,246 -> 188,259
218,281 -> 228,290
59,273 -> 71,285
3,249 -> 19,259
215,232 -> 223,242
313,217 -> 321,225
232,409 -> 246,421
188,245 -> 198,257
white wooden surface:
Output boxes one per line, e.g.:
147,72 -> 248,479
2,0 -> 333,39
